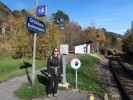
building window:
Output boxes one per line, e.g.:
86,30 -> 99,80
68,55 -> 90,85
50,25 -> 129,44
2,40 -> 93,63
84,47 -> 87,53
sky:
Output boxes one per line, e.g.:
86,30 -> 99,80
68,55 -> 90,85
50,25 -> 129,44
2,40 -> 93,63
1,0 -> 133,35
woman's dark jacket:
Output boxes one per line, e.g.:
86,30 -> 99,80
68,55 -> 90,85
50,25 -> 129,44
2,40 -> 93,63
47,55 -> 63,76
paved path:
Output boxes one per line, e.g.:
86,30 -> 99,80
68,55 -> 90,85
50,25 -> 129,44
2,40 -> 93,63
0,75 -> 27,100
33,90 -> 101,100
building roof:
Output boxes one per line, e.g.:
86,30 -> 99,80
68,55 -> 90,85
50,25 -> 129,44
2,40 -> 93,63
74,40 -> 94,46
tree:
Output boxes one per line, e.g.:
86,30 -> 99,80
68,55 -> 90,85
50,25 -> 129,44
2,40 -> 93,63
83,26 -> 107,51
36,22 -> 64,57
65,22 -> 82,49
122,21 -> 133,62
115,38 -> 123,50
52,10 -> 69,27
103,30 -> 123,49
122,33 -> 133,57
47,22 -> 64,49
9,17 -> 32,58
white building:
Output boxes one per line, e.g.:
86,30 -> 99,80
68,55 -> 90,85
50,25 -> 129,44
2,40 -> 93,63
75,43 -> 91,54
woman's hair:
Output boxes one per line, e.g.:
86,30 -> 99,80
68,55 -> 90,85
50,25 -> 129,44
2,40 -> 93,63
52,48 -> 59,55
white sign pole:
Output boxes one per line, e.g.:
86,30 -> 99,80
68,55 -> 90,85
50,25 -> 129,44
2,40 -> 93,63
62,54 -> 67,83
31,0 -> 40,85
60,44 -> 69,84
32,33 -> 37,84
75,69 -> 78,89
71,58 -> 81,89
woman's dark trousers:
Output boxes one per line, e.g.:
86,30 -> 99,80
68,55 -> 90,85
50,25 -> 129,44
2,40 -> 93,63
47,75 -> 59,95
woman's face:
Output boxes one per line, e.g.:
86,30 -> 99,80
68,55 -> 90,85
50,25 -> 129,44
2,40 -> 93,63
53,48 -> 59,56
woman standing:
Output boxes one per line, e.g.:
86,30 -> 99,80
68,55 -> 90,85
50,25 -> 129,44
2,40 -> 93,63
47,48 -> 63,97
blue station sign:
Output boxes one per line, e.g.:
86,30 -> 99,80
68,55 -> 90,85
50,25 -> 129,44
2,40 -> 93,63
36,5 -> 47,17
27,16 -> 46,33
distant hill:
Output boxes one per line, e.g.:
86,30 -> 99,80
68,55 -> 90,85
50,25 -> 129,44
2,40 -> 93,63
0,1 -> 12,14
0,1 -> 13,21
12,9 -> 31,18
106,31 -> 123,39
0,1 -> 31,22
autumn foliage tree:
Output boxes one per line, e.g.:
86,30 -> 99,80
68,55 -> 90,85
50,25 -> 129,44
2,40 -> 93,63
65,22 -> 82,49
37,22 -> 64,58
83,26 -> 107,50
0,7 -> 124,57
122,32 -> 133,62
9,16 -> 32,58
52,10 -> 69,25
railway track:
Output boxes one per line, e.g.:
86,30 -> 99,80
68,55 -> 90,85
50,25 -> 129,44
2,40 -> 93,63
109,56 -> 133,100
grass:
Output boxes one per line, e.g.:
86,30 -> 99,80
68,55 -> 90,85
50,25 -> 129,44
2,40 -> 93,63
15,80 -> 46,100
0,56 -> 23,81
0,54 -> 46,99
67,55 -> 105,97
15,83 -> 32,100
0,55 -> 45,81
15,54 -> 105,99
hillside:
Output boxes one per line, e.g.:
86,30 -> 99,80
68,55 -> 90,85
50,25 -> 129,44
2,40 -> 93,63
0,1 -> 13,21
0,1 -> 31,21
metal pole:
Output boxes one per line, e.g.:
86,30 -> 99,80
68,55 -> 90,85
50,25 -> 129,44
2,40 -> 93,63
35,0 -> 40,8
32,33 -> 37,84
32,0 -> 39,84
76,69 -> 78,89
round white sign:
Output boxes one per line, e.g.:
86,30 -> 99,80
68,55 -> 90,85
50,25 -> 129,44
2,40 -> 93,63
71,58 -> 81,70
